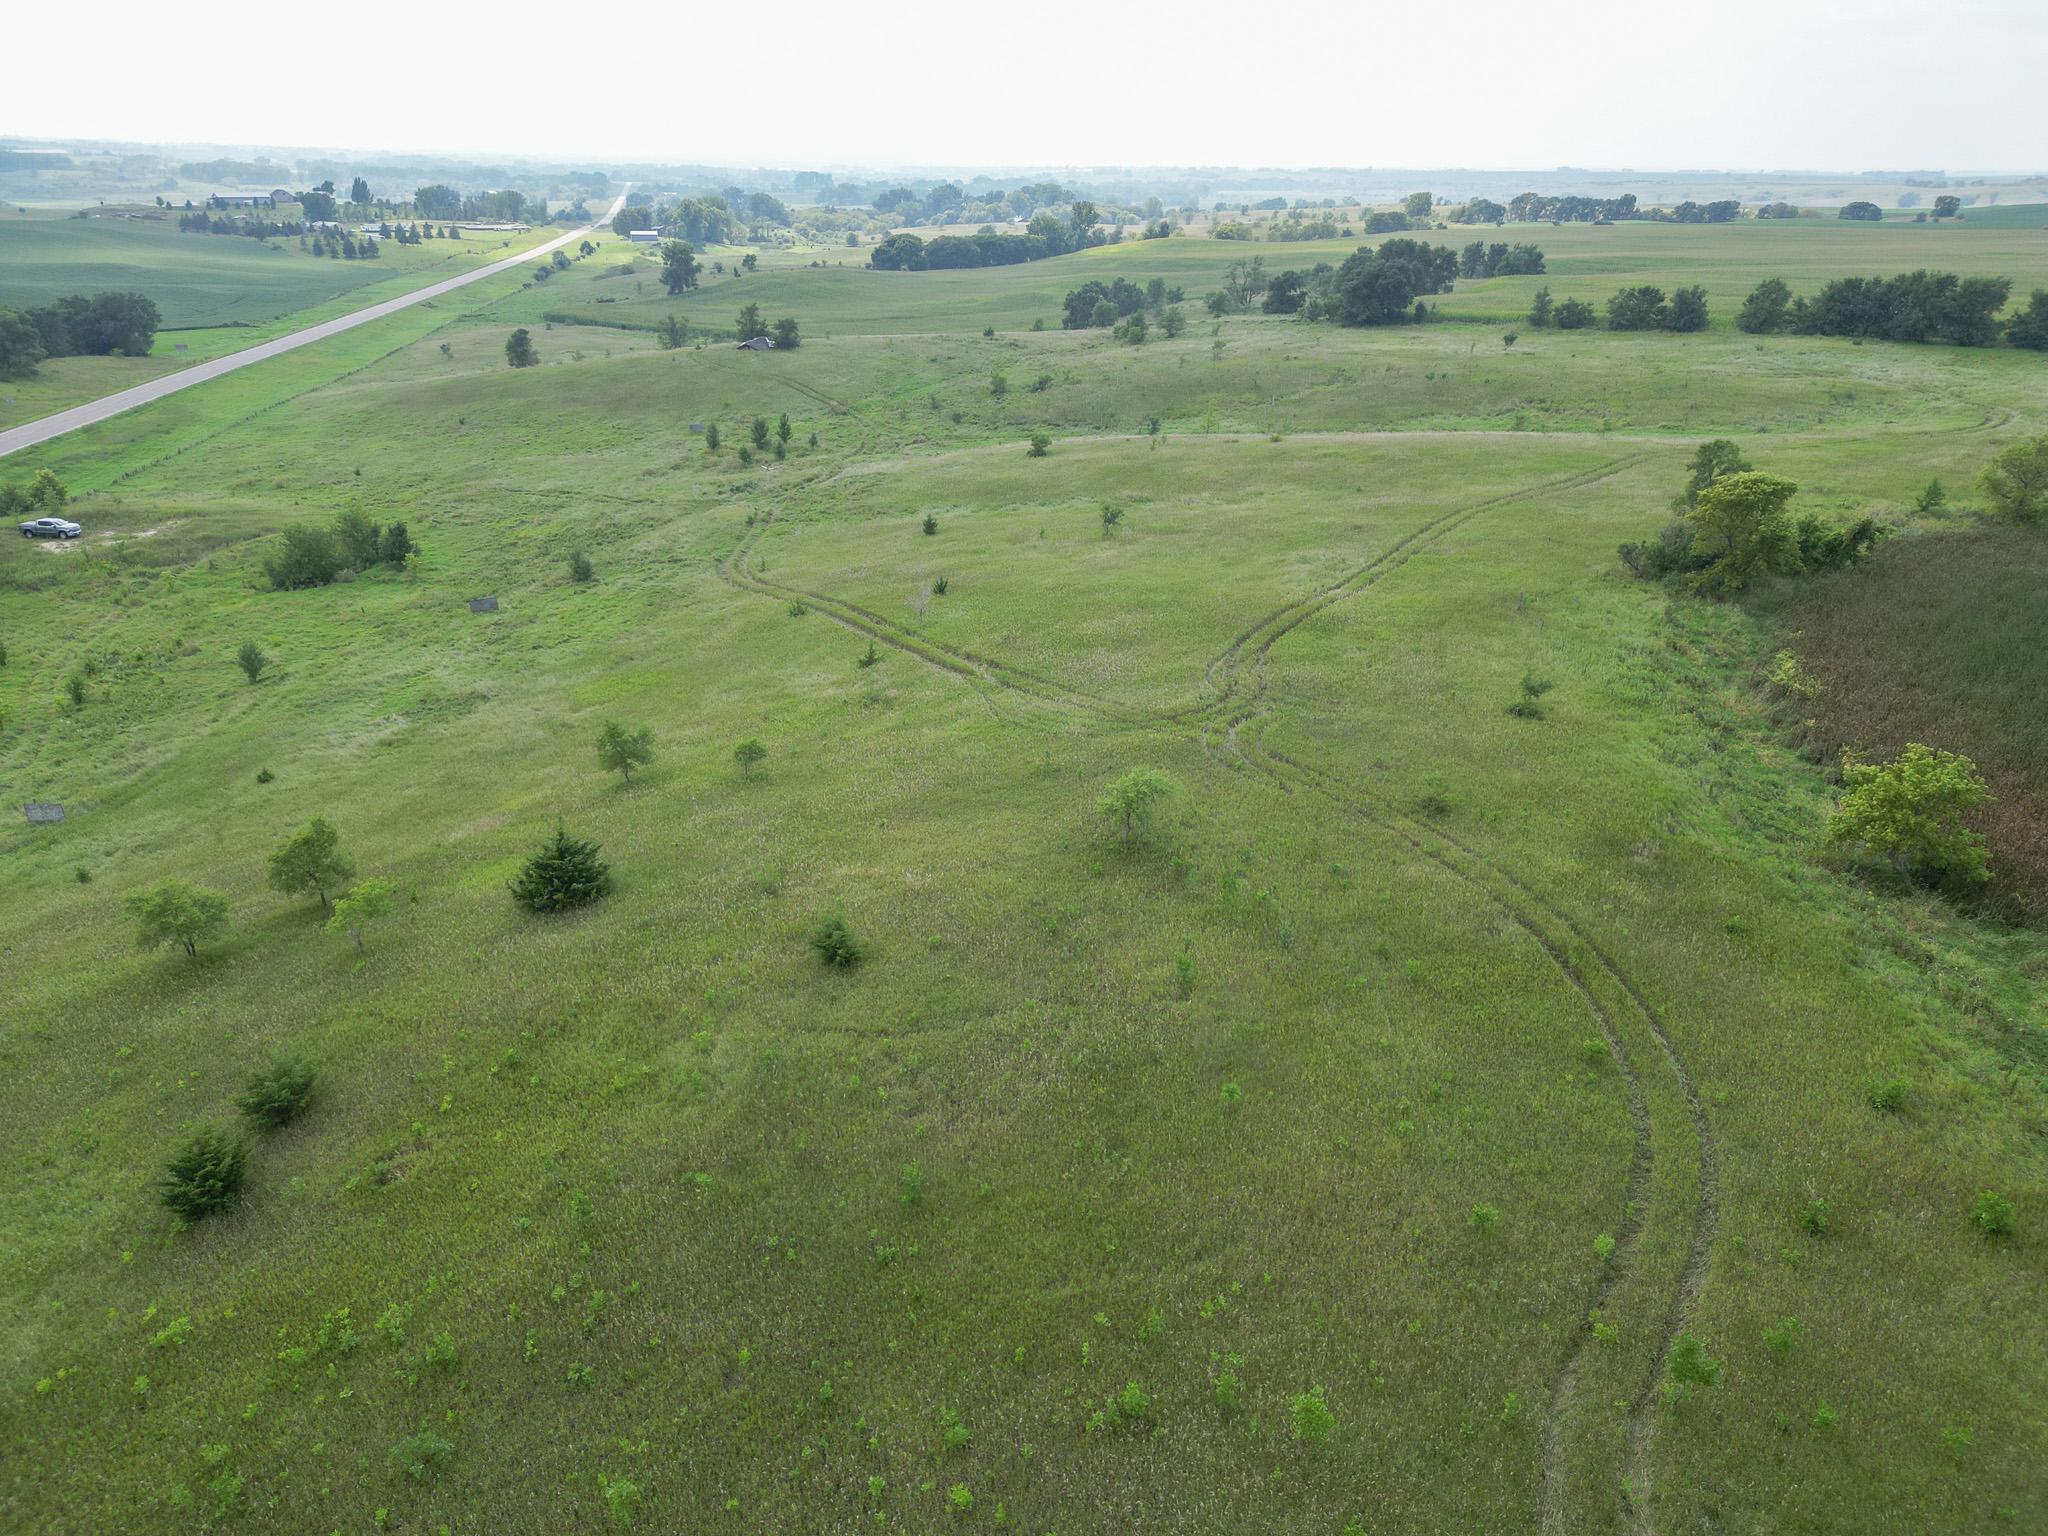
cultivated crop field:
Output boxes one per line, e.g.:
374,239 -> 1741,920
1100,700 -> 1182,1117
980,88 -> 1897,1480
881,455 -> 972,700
0,218 -> 2042,1536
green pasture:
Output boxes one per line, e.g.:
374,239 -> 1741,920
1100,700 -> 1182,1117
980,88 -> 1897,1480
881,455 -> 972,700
0,217 -> 2042,1536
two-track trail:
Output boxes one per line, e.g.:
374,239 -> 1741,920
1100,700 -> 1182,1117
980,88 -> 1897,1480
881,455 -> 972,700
718,430 -> 1719,1532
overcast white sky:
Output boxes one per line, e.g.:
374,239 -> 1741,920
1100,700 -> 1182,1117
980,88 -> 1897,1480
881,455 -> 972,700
7,0 -> 2046,173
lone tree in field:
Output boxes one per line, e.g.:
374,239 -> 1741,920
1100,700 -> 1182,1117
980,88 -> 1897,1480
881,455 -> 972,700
1028,433 -> 1051,457
510,827 -> 612,912
236,641 -> 268,684
505,328 -> 538,368
772,317 -> 801,350
159,1128 -> 248,1222
595,721 -> 655,785
734,738 -> 767,779
1685,472 -> 1799,595
267,818 -> 356,911
1099,767 -> 1180,845
1979,435 -> 2048,525
328,877 -> 398,954
736,303 -> 768,342
124,880 -> 231,959
660,239 -> 699,294
1827,743 -> 1991,890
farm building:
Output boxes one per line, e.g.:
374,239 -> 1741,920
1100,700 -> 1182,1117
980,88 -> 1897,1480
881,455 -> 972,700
627,229 -> 661,243
737,336 -> 776,351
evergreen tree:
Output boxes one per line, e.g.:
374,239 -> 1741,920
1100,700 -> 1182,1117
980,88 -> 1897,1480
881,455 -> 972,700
510,828 -> 612,912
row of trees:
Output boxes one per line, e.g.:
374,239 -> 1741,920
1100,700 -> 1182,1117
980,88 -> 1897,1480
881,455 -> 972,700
1734,271 -> 2039,348
1458,242 -> 1546,279
0,291 -> 161,378
263,509 -> 416,590
1449,193 -> 1640,225
870,205 -> 1109,272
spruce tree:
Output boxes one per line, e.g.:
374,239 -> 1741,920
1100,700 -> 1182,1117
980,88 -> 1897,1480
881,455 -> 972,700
509,827 -> 612,912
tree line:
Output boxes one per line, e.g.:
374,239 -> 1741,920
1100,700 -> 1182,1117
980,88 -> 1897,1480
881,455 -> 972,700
869,205 -> 1109,271
1735,270 -> 2044,348
0,292 -> 161,379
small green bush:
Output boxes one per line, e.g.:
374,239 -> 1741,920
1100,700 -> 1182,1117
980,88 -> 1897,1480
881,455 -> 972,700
160,1128 -> 248,1222
810,914 -> 863,968
1971,1189 -> 2015,1238
235,1055 -> 318,1128
1867,1077 -> 1908,1112
568,550 -> 595,583
1290,1386 -> 1338,1443
389,1430 -> 454,1480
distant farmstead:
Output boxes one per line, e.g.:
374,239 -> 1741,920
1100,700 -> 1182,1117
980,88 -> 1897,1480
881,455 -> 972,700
737,336 -> 776,351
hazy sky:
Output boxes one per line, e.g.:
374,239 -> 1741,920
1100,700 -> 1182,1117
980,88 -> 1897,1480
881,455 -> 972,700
8,0 -> 2046,173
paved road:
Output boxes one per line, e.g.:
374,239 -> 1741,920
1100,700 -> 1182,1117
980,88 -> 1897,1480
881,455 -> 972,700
0,189 -> 630,460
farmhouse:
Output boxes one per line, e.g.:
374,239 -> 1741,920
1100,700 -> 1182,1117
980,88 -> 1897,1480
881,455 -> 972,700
627,229 -> 661,243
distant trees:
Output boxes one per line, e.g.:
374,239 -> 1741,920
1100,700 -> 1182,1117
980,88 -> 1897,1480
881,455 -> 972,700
1756,201 -> 1802,219
414,184 -> 462,219
1605,286 -> 1670,330
656,314 -> 687,349
1333,239 -> 1457,327
1553,297 -> 1595,329
1063,279 -> 1149,329
1979,435 -> 2048,524
1932,194 -> 1963,219
1457,242 -> 1545,279
1789,271 -> 2011,345
349,176 -> 371,204
5,292 -> 161,369
267,818 -> 355,911
1666,285 -> 1709,332
772,316 -> 801,350
595,721 -> 654,784
0,307 -> 45,379
613,203 -> 653,236
1362,210 -> 1411,234
660,240 -> 699,293
736,303 -> 768,341
125,879 -> 231,958
1737,278 -> 1793,334
1838,201 -> 1883,222
510,828 -> 612,912
1827,744 -> 1991,890
2006,291 -> 2048,349
506,328 -> 538,367
299,190 -> 338,221
1448,197 -> 1506,224
1403,191 -> 1434,221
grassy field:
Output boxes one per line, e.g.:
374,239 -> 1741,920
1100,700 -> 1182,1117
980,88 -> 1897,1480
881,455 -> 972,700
0,211 -> 562,428
0,218 -> 2043,1536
